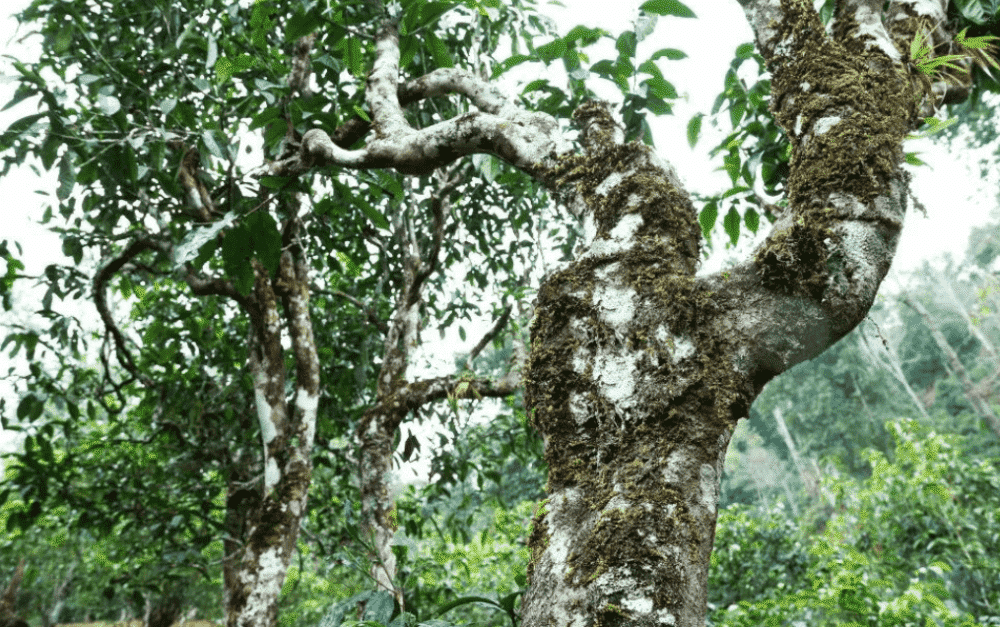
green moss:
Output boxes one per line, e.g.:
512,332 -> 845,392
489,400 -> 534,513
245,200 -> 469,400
521,2 -> 923,608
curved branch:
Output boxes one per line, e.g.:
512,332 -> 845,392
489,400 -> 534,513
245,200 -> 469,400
184,270 -> 255,314
464,304 -> 513,372
722,0 -> 917,393
267,23 -> 568,180
394,372 -> 521,415
401,68 -> 517,115
410,165 -> 460,302
331,67 -> 524,149
290,108 -> 563,178
92,237 -> 168,387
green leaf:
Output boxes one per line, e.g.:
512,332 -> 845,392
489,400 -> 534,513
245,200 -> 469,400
201,130 -> 226,160
616,31 -> 637,59
638,59 -> 663,78
687,113 -> 702,148
57,154 -> 75,201
564,25 -> 607,47
590,59 -> 616,77
214,54 -> 255,83
649,47 -> 686,61
427,31 -> 454,68
52,22 -> 73,55
472,154 -> 501,182
97,93 -> 121,116
522,79 -> 549,93
3,82 -> 40,113
723,152 -> 741,185
699,201 -> 718,239
17,395 -> 34,420
335,251 -> 362,277
373,170 -> 403,200
247,211 -> 282,276
536,38 -> 567,62
286,11 -> 320,42
160,97 -> 177,115
721,185 -> 750,199
745,207 -> 759,233
399,34 -> 419,68
206,35 -> 218,70
415,2 -> 460,31
730,97 -> 746,128
354,195 -> 389,230
352,105 -> 370,122
221,224 -> 255,295
175,213 -> 238,267
953,0 -> 990,24
723,207 -> 740,246
905,115 -> 959,140
0,113 -> 46,151
639,0 -> 696,18
345,37 -> 365,77
492,54 -> 532,78
259,175 -> 292,189
643,75 -> 676,99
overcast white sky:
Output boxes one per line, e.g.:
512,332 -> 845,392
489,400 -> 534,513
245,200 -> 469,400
1,1 -> 998,484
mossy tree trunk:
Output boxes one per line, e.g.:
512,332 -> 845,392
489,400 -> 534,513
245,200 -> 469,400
518,0 -> 948,622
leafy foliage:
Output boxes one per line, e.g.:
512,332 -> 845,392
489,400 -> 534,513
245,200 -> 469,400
708,420 -> 1000,627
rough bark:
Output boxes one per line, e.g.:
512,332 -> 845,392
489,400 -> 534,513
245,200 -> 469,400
223,249 -> 320,627
210,29 -> 324,627
256,1 -> 979,624
519,0 -> 934,622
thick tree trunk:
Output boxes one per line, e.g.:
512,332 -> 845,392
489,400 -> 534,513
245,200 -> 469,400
520,0 -> 928,620
521,103 -> 745,626
225,254 -> 320,627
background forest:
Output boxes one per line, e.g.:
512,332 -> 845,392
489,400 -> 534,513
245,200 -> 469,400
1,0 -> 999,625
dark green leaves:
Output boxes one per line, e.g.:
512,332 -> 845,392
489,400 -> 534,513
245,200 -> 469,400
616,31 -> 637,59
285,11 -> 321,42
427,31 -> 455,68
214,54 -> 255,83
536,38 -> 568,63
639,0 -> 696,18
57,154 -> 75,201
343,37 -> 365,77
0,113 -> 46,152
723,207 -> 740,246
219,212 -> 281,296
699,201 -> 718,240
687,113 -> 703,148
